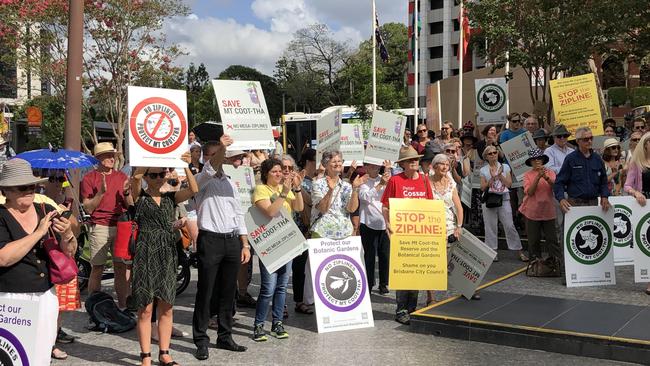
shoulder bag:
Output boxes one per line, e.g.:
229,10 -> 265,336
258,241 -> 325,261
40,203 -> 78,285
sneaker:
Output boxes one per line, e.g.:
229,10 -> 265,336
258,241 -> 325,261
56,328 -> 75,344
395,310 -> 410,325
237,292 -> 257,308
253,324 -> 268,342
270,321 -> 289,339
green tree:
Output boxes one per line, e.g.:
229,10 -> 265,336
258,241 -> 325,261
218,65 -> 283,123
274,56 -> 329,113
185,63 -> 211,128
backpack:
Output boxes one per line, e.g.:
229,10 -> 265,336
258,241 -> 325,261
85,291 -> 136,333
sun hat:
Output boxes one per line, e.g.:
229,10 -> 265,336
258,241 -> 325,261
532,129 -> 549,140
0,158 -> 48,187
603,138 -> 620,149
551,124 -> 570,137
395,146 -> 423,163
525,147 -> 550,167
225,149 -> 246,158
460,132 -> 478,144
0,136 -> 7,145
93,142 -> 116,157
421,144 -> 441,162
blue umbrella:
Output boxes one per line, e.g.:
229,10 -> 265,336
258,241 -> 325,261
15,148 -> 99,170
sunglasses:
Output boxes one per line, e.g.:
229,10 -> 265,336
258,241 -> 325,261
441,127 -> 450,130
487,151 -> 498,156
12,184 -> 36,192
281,165 -> 294,171
579,137 -> 594,142
634,126 -> 645,130
631,138 -> 641,142
145,172 -> 167,179
608,146 -> 620,150
417,129 -> 427,133
556,135 -> 570,139
445,149 -> 457,153
167,179 -> 179,187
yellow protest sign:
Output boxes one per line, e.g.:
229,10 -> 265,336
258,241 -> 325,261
549,73 -> 603,138
388,198 -> 447,290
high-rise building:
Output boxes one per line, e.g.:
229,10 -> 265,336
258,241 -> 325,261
407,0 -> 485,106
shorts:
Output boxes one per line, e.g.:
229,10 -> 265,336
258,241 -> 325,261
89,224 -> 123,265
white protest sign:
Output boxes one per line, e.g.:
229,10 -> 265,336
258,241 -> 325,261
633,203 -> 650,283
127,86 -> 188,167
340,124 -> 364,166
0,297 -> 39,365
364,110 -> 406,165
223,165 -> 256,212
448,229 -> 497,299
564,206 -> 616,287
245,207 -> 307,273
460,176 -> 472,207
500,131 -> 536,182
610,196 -> 635,266
315,108 -> 342,167
309,236 -> 374,333
212,80 -> 275,151
475,78 -> 508,125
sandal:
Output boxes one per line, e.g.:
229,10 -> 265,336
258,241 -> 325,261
51,347 -> 68,360
159,350 -> 179,366
140,352 -> 151,366
295,303 -> 314,314
519,252 -> 529,262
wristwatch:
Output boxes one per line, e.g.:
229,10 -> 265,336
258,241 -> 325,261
280,192 -> 288,199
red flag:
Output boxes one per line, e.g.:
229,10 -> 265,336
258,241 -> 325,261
458,7 -> 472,72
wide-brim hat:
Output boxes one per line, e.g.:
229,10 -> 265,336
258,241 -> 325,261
551,124 -> 570,137
225,149 -> 246,158
460,132 -> 478,144
603,138 -> 620,149
421,145 -> 440,162
395,146 -> 423,163
0,158 -> 48,187
532,129 -> 549,140
93,142 -> 116,157
0,136 -> 7,145
525,147 -> 549,166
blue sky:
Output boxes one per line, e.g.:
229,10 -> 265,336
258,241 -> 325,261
166,0 -> 407,77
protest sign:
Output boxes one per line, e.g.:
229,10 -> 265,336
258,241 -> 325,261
309,236 -> 374,333
549,73 -> 604,137
460,176 -> 472,207
0,297 -> 39,364
475,78 -> 508,125
212,80 -> 275,151
365,110 -> 406,165
388,198 -> 447,290
633,204 -> 650,283
315,108 -> 342,167
470,159 -> 485,189
564,206 -> 615,287
499,131 -> 536,182
127,86 -> 188,167
245,207 -> 307,273
223,165 -> 255,211
448,229 -> 497,299
340,124 -> 364,166
609,196 -> 635,266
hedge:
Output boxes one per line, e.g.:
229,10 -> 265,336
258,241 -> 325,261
632,87 -> 650,107
607,87 -> 628,106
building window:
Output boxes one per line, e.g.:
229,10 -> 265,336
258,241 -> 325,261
0,44 -> 17,99
453,19 -> 460,31
429,46 -> 443,59
430,71 -> 443,83
431,0 -> 444,10
452,69 -> 459,76
452,44 -> 459,57
430,21 -> 443,34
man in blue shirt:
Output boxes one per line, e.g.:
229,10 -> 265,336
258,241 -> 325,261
498,113 -> 526,144
554,127 -> 610,213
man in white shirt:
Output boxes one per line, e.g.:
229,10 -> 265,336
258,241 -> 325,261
544,124 -> 574,174
192,135 -> 251,360
358,161 -> 391,294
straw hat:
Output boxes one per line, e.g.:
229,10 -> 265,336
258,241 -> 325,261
395,146 -> 422,163
0,158 -> 48,187
225,149 -> 246,158
93,142 -> 116,157
603,138 -> 620,149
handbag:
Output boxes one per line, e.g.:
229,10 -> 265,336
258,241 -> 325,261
115,201 -> 141,258
484,192 -> 503,208
40,203 -> 78,285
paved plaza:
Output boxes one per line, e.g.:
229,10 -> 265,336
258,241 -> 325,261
58,251 -> 641,365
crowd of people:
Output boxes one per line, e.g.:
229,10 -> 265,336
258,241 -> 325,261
0,113 -> 648,364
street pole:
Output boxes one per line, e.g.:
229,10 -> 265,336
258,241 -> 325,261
372,0 -> 377,112
458,1 -> 464,130
414,0 -> 419,126
64,0 -> 83,152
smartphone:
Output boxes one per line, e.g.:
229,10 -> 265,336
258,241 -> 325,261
54,211 -> 73,220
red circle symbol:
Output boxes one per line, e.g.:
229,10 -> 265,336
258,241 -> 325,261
129,97 -> 187,154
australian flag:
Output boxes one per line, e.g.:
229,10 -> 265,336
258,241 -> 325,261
375,13 -> 389,62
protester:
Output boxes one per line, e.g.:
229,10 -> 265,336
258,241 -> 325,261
403,129 -> 412,146
188,131 -> 201,149
480,146 -> 525,262
251,157 -> 303,342
524,116 -> 539,134
0,159 -> 77,365
499,113 -> 525,143
412,124 -> 431,154
359,161 -> 391,295
624,132 -> 650,207
519,148 -> 559,262
633,117 -> 647,134
460,132 -> 478,163
431,121 -> 454,151
602,138 -> 623,195
0,135 -> 15,171
80,142 -> 133,310
604,125 -> 616,137
476,125 -> 501,160
381,146 -> 433,325
554,127 -> 610,214
532,129 -> 549,151
419,144 -> 438,177
445,142 -> 467,186
293,149 -> 316,314
624,131 -> 643,165
192,136 -> 251,360
271,129 -> 284,159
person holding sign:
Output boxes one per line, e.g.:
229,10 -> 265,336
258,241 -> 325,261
480,146 -> 525,262
624,132 -> 650,207
251,158 -> 303,342
381,146 -> 434,325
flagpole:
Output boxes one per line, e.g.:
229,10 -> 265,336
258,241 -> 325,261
458,1 -> 464,130
372,0 -> 377,112
414,0 -> 419,125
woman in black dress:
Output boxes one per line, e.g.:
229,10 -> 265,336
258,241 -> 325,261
130,152 -> 198,366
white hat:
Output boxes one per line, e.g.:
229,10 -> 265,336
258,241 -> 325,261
0,158 -> 48,187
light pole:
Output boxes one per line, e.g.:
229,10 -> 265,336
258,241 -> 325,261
64,0 -> 84,152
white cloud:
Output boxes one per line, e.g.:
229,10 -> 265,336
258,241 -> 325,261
164,0 -> 405,78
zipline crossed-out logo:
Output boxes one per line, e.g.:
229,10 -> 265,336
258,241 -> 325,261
315,254 -> 366,312
613,204 -> 633,248
0,328 -> 29,366
477,83 -> 506,113
635,212 -> 650,257
566,215 -> 612,265
130,97 -> 187,154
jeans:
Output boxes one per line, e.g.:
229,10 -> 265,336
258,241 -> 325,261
254,258 -> 291,326
360,224 -> 390,287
